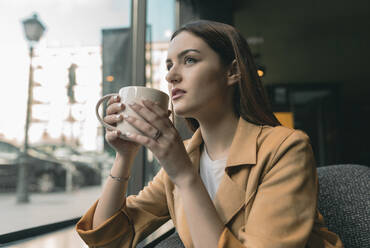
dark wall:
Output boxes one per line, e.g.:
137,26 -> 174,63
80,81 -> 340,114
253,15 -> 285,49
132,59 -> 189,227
234,0 -> 370,84
234,0 -> 370,165
179,0 -> 233,26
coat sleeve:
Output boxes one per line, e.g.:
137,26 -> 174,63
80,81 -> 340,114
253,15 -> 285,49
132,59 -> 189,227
217,130 -> 340,248
76,168 -> 171,248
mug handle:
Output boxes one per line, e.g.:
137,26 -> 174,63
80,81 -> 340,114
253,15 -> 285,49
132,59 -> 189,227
95,93 -> 120,132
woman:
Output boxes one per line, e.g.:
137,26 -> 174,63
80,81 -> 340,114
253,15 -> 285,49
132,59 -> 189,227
76,20 -> 342,248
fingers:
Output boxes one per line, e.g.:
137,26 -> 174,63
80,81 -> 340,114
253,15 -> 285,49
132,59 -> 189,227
124,129 -> 175,162
124,115 -> 158,140
129,100 -> 171,130
107,95 -> 120,106
105,129 -> 122,143
128,102 -> 160,126
103,113 -> 123,125
106,95 -> 125,115
104,96 -> 124,125
106,102 -> 125,115
142,100 -> 168,118
125,132 -> 158,151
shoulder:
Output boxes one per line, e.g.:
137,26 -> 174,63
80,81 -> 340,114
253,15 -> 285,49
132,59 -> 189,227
256,125 -> 314,171
258,125 -> 311,150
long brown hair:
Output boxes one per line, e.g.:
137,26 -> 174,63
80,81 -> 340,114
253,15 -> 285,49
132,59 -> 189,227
170,20 -> 281,132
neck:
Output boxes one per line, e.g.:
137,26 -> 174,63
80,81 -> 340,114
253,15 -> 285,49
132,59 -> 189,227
198,111 -> 239,161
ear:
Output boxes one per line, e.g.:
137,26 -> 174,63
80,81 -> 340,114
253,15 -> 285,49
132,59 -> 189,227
227,59 -> 240,86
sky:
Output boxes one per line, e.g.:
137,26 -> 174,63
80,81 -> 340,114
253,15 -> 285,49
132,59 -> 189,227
0,0 -> 175,149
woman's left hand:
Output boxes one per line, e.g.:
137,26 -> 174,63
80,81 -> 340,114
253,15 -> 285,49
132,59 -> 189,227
123,99 -> 194,186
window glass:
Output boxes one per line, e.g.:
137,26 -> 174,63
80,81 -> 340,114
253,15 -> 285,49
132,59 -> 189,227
144,0 -> 176,185
0,0 -> 130,235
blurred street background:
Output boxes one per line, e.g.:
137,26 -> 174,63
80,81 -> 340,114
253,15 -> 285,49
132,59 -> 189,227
0,186 -> 101,234
0,0 -> 174,241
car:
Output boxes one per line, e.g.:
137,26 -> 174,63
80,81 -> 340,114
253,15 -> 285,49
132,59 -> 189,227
32,144 -> 102,188
0,141 -> 69,193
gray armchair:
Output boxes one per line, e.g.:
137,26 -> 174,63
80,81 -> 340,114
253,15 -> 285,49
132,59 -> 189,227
317,164 -> 370,248
145,164 -> 370,248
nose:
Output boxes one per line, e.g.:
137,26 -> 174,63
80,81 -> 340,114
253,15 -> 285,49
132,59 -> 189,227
165,65 -> 181,85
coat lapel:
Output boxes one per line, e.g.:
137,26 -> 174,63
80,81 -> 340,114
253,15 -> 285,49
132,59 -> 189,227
226,118 -> 261,168
214,119 -> 262,224
213,171 -> 248,224
184,118 -> 263,225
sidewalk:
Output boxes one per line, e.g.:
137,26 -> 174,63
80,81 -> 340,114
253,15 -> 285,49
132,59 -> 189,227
4,226 -> 88,248
0,184 -> 174,247
0,186 -> 102,235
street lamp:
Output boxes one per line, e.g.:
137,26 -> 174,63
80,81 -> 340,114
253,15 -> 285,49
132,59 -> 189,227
16,13 -> 46,203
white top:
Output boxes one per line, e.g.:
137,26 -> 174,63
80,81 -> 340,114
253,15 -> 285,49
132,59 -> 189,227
199,146 -> 227,201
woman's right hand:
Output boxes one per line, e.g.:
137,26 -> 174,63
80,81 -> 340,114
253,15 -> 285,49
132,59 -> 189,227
104,95 -> 140,157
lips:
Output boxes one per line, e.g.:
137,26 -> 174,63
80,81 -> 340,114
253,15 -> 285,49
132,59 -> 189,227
171,88 -> 186,100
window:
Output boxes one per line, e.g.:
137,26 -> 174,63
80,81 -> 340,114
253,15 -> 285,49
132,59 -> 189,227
0,0 -> 130,235
144,0 -> 176,186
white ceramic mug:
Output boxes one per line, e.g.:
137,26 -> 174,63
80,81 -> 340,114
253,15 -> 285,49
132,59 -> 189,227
96,86 -> 169,140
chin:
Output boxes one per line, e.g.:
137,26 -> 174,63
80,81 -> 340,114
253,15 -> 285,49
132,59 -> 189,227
172,103 -> 193,118
173,109 -> 188,118
173,105 -> 200,120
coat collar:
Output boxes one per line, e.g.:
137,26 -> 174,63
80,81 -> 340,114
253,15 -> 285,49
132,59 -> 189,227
183,117 -> 263,225
185,117 -> 262,170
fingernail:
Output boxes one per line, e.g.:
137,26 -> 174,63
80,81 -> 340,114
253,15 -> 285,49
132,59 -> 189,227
131,103 -> 141,109
114,95 -> 119,101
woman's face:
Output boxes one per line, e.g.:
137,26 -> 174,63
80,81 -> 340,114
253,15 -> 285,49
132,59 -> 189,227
166,31 -> 233,119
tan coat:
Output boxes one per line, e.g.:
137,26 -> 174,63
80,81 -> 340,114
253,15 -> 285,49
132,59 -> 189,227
76,118 -> 343,248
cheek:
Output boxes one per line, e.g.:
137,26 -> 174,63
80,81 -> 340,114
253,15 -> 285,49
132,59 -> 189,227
189,63 -> 221,83
190,65 -> 227,95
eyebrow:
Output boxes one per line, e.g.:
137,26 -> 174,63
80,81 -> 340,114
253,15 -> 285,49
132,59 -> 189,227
166,49 -> 201,63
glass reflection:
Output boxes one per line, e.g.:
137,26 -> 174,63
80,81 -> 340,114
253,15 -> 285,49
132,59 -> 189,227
0,0 -> 130,235
0,0 -> 176,240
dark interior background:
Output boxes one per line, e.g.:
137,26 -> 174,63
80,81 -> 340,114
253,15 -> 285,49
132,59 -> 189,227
178,0 -> 370,167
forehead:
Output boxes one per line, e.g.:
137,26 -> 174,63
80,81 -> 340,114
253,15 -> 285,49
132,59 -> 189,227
167,31 -> 210,58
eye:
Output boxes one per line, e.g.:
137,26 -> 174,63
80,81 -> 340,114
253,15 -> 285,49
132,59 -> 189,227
166,62 -> 173,71
184,57 -> 197,65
